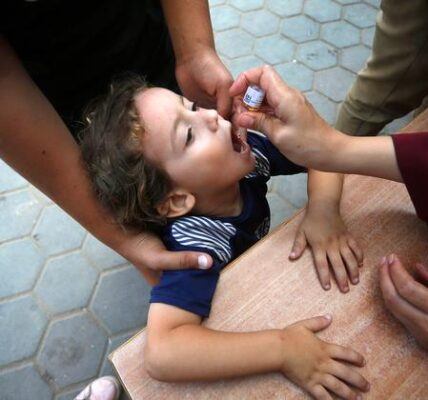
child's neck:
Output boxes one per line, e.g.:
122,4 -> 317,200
192,182 -> 243,218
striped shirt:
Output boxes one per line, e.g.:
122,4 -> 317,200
150,131 -> 305,317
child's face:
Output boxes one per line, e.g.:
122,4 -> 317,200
135,88 -> 255,194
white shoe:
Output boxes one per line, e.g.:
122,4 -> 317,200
74,376 -> 121,400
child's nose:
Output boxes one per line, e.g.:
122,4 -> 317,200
200,109 -> 218,130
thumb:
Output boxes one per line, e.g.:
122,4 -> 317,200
149,249 -> 213,271
297,314 -> 333,333
289,230 -> 307,260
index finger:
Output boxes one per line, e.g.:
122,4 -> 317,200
229,65 -> 284,97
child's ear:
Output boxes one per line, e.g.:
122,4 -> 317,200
156,189 -> 195,218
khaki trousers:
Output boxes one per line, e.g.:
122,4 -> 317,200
335,0 -> 428,136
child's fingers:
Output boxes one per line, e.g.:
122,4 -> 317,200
327,247 -> 349,293
347,236 -> 364,266
321,375 -> 359,400
289,229 -> 307,260
309,385 -> 333,400
313,248 -> 331,290
339,238 -> 360,285
327,360 -> 370,392
297,314 -> 332,332
328,343 -> 365,366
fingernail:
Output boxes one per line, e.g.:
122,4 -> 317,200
343,286 -> 350,293
324,283 -> 331,290
290,251 -> 296,258
352,278 -> 359,284
356,395 -> 362,400
388,254 -> 395,265
198,255 -> 209,269
324,314 -> 332,321
380,256 -> 387,266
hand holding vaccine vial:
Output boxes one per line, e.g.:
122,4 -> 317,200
243,85 -> 265,111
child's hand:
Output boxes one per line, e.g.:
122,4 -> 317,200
281,315 -> 369,399
290,201 -> 363,293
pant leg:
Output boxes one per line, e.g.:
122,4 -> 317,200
336,0 -> 428,136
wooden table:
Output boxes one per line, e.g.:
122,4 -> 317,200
110,112 -> 428,399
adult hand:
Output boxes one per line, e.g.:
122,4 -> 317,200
176,47 -> 233,117
229,65 -> 338,170
116,231 -> 213,286
380,254 -> 428,350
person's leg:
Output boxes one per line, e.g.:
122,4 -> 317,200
336,0 -> 428,136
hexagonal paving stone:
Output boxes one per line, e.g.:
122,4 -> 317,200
364,0 -> 381,7
226,56 -> 265,79
29,186 -> 53,206
0,190 -> 42,242
362,27 -> 375,47
276,61 -> 314,92
0,159 -> 27,194
272,173 -> 308,209
304,0 -> 341,23
344,3 -> 378,28
215,29 -> 254,59
254,35 -> 295,65
341,45 -> 371,73
210,5 -> 240,32
241,10 -> 279,37
0,295 -> 47,364
34,253 -> 97,315
267,192 -> 297,230
266,0 -> 303,17
0,238 -> 45,298
281,15 -> 320,43
37,312 -> 107,389
334,0 -> 358,4
314,67 -> 355,102
209,0 -> 226,6
0,364 -> 53,400
82,234 -> 126,271
229,0 -> 263,12
321,20 -> 360,48
32,205 -> 86,256
90,265 -> 151,334
296,41 -> 337,71
305,91 -> 338,125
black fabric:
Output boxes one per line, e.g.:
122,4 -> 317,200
1,0 -> 179,135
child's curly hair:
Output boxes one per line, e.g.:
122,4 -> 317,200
80,73 -> 171,232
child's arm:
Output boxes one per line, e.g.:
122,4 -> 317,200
145,304 -> 369,399
291,170 -> 364,293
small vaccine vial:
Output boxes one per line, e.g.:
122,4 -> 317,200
243,84 -> 265,111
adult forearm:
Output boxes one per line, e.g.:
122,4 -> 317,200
330,133 -> 403,182
0,37 -> 159,282
146,325 -> 284,381
160,0 -> 215,60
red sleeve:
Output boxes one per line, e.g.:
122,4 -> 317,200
392,132 -> 428,224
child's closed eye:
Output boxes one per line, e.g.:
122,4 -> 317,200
186,127 -> 193,146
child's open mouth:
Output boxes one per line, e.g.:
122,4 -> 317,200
231,128 -> 248,153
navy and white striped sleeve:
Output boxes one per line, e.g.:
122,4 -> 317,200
247,131 -> 306,177
150,216 -> 237,317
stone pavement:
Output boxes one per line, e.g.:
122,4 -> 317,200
0,1 -> 412,399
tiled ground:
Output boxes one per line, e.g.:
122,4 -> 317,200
0,1 -> 413,399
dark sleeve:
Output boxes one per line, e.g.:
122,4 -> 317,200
150,255 -> 223,318
392,132 -> 428,224
248,131 -> 306,176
